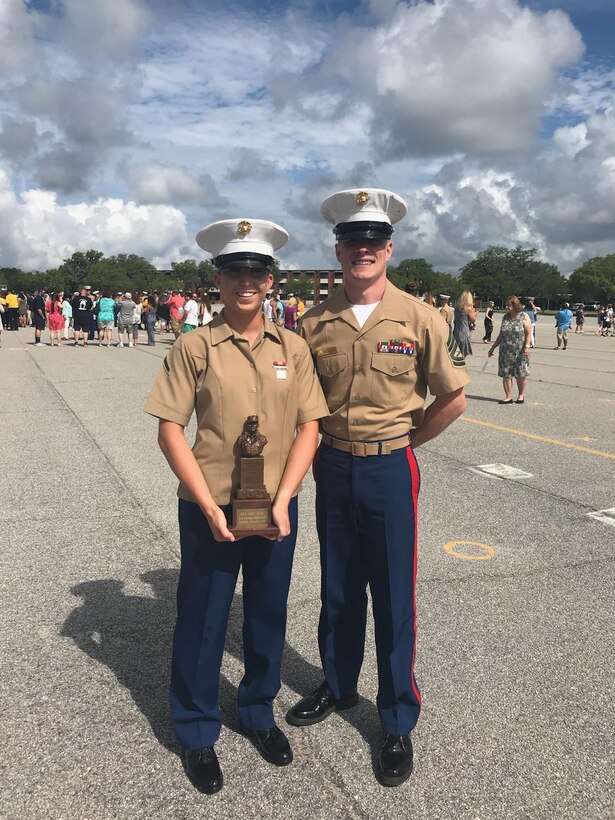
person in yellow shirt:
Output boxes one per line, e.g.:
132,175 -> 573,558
5,288 -> 19,331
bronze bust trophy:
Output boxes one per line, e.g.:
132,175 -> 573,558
230,415 -> 280,538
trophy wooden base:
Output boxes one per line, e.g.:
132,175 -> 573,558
229,451 -> 280,538
229,498 -> 280,539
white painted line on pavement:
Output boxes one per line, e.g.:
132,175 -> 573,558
586,508 -> 615,528
468,467 -> 502,480
473,463 -> 533,480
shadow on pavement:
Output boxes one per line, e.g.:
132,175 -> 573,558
61,570 -> 382,756
465,394 -> 501,402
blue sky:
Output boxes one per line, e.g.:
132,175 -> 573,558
0,0 -> 613,273
526,0 -> 615,57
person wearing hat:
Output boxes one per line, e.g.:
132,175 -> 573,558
286,189 -> 470,786
438,294 -> 454,327
145,218 -> 328,794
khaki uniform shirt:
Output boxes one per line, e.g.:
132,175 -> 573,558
440,304 -> 454,325
299,280 -> 469,440
144,312 -> 329,505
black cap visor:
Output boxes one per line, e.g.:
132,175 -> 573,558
334,221 -> 393,241
214,252 -> 273,271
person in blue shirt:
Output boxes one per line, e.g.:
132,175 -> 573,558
554,303 -> 573,350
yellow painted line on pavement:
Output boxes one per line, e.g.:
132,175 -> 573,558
444,541 -> 496,561
460,416 -> 615,461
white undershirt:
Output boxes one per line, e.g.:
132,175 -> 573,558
350,301 -> 379,328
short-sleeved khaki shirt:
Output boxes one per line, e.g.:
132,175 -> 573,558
440,304 -> 454,325
299,280 -> 469,440
144,312 -> 329,505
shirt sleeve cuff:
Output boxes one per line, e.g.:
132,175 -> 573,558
297,400 -> 330,425
428,369 -> 470,396
144,399 -> 191,426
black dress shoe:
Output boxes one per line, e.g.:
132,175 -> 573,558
286,681 -> 359,726
377,733 -> 414,787
243,725 -> 293,766
184,747 -> 223,794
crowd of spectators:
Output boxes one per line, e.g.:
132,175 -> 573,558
1,285 -> 611,352
0,286 -> 217,347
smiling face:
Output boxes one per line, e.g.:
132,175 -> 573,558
335,237 -> 393,290
214,267 -> 273,318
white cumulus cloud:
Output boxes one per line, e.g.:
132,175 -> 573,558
278,0 -> 584,158
0,168 -> 188,270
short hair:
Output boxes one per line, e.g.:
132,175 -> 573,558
505,295 -> 523,313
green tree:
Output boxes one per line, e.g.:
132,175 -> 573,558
57,250 -> 104,292
569,255 -> 615,304
148,272 -> 184,293
0,268 -> 26,290
459,246 -> 565,305
388,258 -> 458,298
288,272 -> 313,302
388,258 -> 435,291
39,268 -> 70,294
171,259 -> 216,292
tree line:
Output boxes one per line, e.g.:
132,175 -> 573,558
1,246 -> 614,306
389,248 -> 615,307
0,251 -> 217,296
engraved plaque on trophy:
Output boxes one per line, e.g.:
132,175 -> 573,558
229,415 -> 280,538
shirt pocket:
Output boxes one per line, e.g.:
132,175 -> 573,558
315,352 -> 349,410
315,352 -> 348,378
370,352 -> 417,405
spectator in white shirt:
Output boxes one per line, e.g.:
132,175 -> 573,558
181,292 -> 199,333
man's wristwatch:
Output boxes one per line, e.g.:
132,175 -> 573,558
524,345 -> 531,349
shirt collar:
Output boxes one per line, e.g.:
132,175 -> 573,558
318,279 -> 408,324
210,310 -> 282,346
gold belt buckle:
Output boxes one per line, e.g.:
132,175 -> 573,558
351,441 -> 366,457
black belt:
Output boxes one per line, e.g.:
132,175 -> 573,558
321,433 -> 411,457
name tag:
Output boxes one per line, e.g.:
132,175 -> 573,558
273,361 -> 287,380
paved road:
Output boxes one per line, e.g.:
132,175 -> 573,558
1,316 -> 613,819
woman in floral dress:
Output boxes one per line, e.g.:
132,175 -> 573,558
488,295 -> 532,404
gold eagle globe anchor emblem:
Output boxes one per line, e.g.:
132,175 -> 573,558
236,220 -> 253,235
355,191 -> 370,206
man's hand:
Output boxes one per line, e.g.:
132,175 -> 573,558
271,499 -> 291,541
412,387 -> 467,449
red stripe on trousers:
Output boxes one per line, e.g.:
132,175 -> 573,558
405,444 -> 422,708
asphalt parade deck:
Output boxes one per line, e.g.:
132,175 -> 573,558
1,315 -> 613,820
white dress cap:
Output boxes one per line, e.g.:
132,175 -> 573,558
196,218 -> 288,269
321,189 -> 407,239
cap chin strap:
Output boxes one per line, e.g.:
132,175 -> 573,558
333,221 -> 394,240
214,251 -> 273,270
